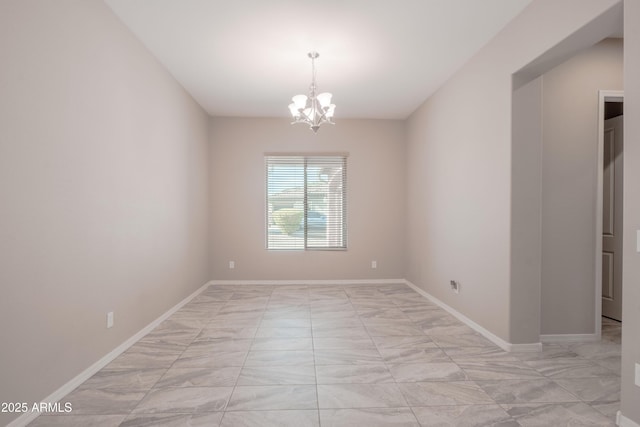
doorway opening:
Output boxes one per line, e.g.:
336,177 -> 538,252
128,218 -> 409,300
596,90 -> 624,338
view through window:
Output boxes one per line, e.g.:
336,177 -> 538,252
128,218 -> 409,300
266,155 -> 347,250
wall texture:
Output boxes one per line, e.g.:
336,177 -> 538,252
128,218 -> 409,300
209,117 -> 405,281
621,0 -> 640,423
540,38 -> 623,335
405,0 -> 620,345
0,1 -> 210,425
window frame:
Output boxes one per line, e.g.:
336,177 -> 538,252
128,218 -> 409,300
265,153 -> 348,251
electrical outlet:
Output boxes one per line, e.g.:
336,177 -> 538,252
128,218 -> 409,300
450,280 -> 460,293
229,261 -> 235,269
106,312 -> 114,328
371,260 -> 377,269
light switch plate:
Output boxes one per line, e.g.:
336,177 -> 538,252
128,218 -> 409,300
107,312 -> 114,329
635,363 -> 640,387
637,230 -> 640,253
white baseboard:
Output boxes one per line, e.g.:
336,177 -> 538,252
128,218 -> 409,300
618,411 -> 640,427
404,280 -> 542,353
541,333 -> 600,343
7,281 -> 211,427
210,279 -> 406,286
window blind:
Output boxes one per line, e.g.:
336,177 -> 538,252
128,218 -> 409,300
266,155 -> 347,250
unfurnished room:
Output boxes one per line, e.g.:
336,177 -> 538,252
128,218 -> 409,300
1,1 -> 639,426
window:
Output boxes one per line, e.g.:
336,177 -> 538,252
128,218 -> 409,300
266,154 -> 347,250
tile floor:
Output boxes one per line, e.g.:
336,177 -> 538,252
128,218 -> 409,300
29,284 -> 622,426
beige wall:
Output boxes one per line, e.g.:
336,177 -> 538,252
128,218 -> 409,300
0,1 -> 210,425
209,117 -> 405,281
406,0 -> 621,345
510,76 -> 543,344
621,0 -> 640,422
540,38 -> 623,335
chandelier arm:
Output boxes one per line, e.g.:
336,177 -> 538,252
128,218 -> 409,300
289,51 -> 334,132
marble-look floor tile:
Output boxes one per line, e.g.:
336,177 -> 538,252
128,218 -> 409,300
226,385 -> 318,410
314,348 -> 383,365
458,361 -> 543,380
379,347 -> 451,364
312,337 -> 376,349
319,408 -> 419,427
244,350 -> 314,366
312,327 -> 370,338
399,306 -> 443,321
195,327 -> 257,340
172,350 -> 248,368
311,318 -> 364,329
268,297 -> 310,306
476,379 -> 580,404
513,344 -> 580,361
27,415 -> 127,427
185,338 -> 253,352
317,383 -> 408,408
162,312 -> 215,325
315,364 -> 394,384
77,368 -> 166,392
398,381 -> 494,406
591,401 -> 620,421
132,387 -> 232,414
254,327 -> 311,338
259,318 -> 311,328
104,344 -> 182,370
262,308 -> 310,319
212,312 -> 264,321
250,337 -> 312,351
357,308 -> 411,321
151,318 -> 207,332
430,333 -> 495,348
220,410 -> 319,427
236,365 -> 316,385
206,318 -> 261,328
388,363 -> 467,382
371,335 -> 435,350
310,300 -> 353,310
120,412 -> 223,427
154,366 -> 241,387
569,342 -> 621,360
141,329 -> 199,346
409,311 -> 459,325
366,323 -> 424,336
524,358 -> 616,378
219,304 -> 267,313
63,388 -> 146,415
412,405 -> 518,427
554,377 -> 620,402
310,310 -> 359,320
592,355 -> 622,375
420,323 -> 477,335
444,347 -> 519,363
503,402 -> 616,426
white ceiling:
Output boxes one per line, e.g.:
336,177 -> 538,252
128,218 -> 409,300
105,0 -> 532,119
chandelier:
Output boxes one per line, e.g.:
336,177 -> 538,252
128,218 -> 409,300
288,52 -> 335,133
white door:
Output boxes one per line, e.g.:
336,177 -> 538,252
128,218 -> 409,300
602,114 -> 623,321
